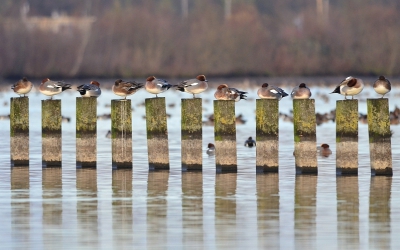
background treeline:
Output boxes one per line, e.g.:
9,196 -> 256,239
1,0 -> 400,78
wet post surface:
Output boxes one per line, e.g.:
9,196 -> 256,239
214,100 -> 237,172
76,97 -> 97,168
367,99 -> 392,176
111,100 -> 132,169
181,98 -> 202,171
42,100 -> 62,167
256,99 -> 279,173
145,97 -> 170,170
336,100 -> 358,175
293,99 -> 317,174
10,97 -> 29,166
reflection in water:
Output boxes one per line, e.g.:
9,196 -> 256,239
369,177 -> 391,249
256,173 -> 279,249
215,173 -> 237,248
11,166 -> 30,245
295,175 -> 317,249
337,176 -> 359,248
42,167 -> 62,248
112,169 -> 133,246
76,168 -> 98,247
147,171 -> 169,249
182,172 -> 203,247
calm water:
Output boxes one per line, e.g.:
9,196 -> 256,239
1,79 -> 400,249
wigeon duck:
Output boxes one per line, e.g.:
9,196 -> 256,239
244,137 -> 256,147
77,81 -> 102,98
317,143 -> 332,157
214,84 -> 247,102
39,78 -> 71,99
330,76 -> 364,99
11,77 -> 33,97
174,75 -> 208,98
373,75 -> 391,98
291,83 -> 311,99
112,79 -> 144,99
144,76 -> 172,97
257,83 -> 288,100
207,143 -> 215,155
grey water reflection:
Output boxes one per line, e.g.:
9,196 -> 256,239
112,169 -> 133,246
11,166 -> 30,245
256,173 -> 279,249
76,168 -> 98,247
337,176 -> 359,248
369,177 -> 391,249
182,172 -> 203,247
147,171 -> 169,249
295,175 -> 317,249
215,173 -> 237,248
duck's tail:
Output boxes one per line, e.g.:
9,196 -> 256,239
330,86 -> 340,94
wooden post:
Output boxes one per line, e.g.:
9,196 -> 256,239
181,99 -> 202,171
145,98 -> 169,170
76,97 -> 97,168
256,99 -> 279,173
336,100 -> 358,175
367,99 -> 392,176
42,100 -> 62,167
111,100 -> 132,169
10,97 -> 29,166
214,100 -> 237,172
293,99 -> 317,174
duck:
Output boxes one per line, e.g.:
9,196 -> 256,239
174,75 -> 208,98
112,79 -> 144,99
373,76 -> 391,98
77,81 -> 102,98
330,76 -> 364,99
257,83 -> 288,100
214,84 -> 247,102
244,137 -> 256,147
291,83 -> 311,99
317,143 -> 332,157
145,76 -> 172,97
206,143 -> 215,155
105,130 -> 111,139
39,78 -> 71,99
11,77 -> 33,97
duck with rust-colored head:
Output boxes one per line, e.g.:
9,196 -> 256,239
317,143 -> 332,157
12,77 -> 33,97
39,78 -> 71,99
331,76 -> 364,100
77,81 -> 102,98
174,75 -> 208,98
214,84 -> 247,102
145,76 -> 172,97
206,143 -> 215,156
257,83 -> 288,101
291,83 -> 311,99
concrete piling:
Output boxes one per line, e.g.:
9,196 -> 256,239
111,100 -> 132,169
181,99 -> 203,171
42,100 -> 62,167
214,100 -> 237,172
145,98 -> 170,170
76,97 -> 97,168
367,99 -> 392,176
293,99 -> 317,174
336,100 -> 358,175
10,97 -> 29,166
256,99 -> 279,173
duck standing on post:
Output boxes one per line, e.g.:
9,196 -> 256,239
214,84 -> 247,102
291,83 -> 311,99
112,79 -> 143,99
11,77 -> 33,97
330,76 -> 364,99
257,83 -> 288,100
39,78 -> 71,99
144,76 -> 172,97
373,75 -> 391,98
174,75 -> 208,98
77,81 -> 102,98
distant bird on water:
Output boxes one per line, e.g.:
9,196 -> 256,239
112,79 -> 144,99
244,137 -> 256,147
317,143 -> 332,157
330,76 -> 364,99
373,75 -> 391,98
145,76 -> 172,97
11,77 -> 33,97
257,83 -> 288,100
291,83 -> 311,99
174,75 -> 208,98
207,143 -> 215,156
77,81 -> 102,98
214,84 -> 247,102
39,78 -> 71,99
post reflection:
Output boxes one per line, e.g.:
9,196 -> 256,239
11,166 -> 30,244
256,173 -> 279,249
336,176 -> 359,248
182,172 -> 203,247
215,173 -> 237,248
369,177 -> 391,249
112,169 -> 133,246
42,167 -> 62,246
147,170 -> 169,249
294,175 -> 317,249
76,168 -> 98,247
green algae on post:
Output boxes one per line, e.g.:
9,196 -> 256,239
42,100 -> 62,167
111,99 -> 132,169
10,97 -> 29,166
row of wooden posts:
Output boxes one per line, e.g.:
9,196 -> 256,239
9,97 -> 392,176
